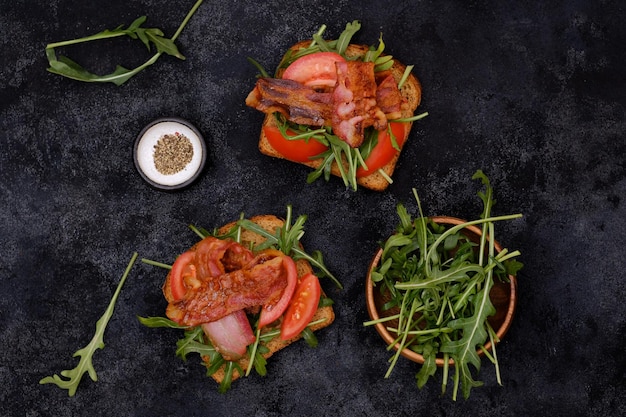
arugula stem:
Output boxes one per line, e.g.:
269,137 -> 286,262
391,111 -> 430,124
488,325 -> 503,385
46,32 -> 127,49
442,354 -> 449,396
188,224 -> 206,239
363,313 -> 401,326
246,327 -> 262,376
436,296 -> 448,325
172,0 -> 203,41
385,295 -> 419,378
377,168 -> 393,184
386,327 -> 452,336
452,365 -> 460,401
141,258 -> 172,270
254,317 -> 328,343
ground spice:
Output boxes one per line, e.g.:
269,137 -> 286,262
153,132 -> 194,175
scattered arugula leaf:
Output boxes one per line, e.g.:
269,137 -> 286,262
39,252 -> 138,396
364,171 -> 523,400
45,0 -> 203,85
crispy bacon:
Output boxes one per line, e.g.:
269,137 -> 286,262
245,78 -> 333,126
332,61 -> 386,147
193,237 -> 254,279
375,72 -> 405,120
245,58 -> 406,148
165,238 -> 289,327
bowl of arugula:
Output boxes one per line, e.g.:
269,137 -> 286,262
364,171 -> 523,400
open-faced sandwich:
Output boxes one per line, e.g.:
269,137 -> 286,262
139,207 -> 341,392
246,20 -> 427,191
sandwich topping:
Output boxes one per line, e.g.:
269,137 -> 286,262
246,54 -> 405,148
164,237 -> 290,327
332,60 -> 388,147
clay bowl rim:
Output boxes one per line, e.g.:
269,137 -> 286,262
365,215 -> 518,366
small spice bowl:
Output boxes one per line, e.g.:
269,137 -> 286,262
365,216 -> 517,366
134,117 -> 207,191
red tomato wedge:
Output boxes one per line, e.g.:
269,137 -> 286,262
169,251 -> 196,301
356,122 -> 408,177
264,125 -> 329,162
258,256 -> 298,328
282,52 -> 346,88
280,273 -> 322,340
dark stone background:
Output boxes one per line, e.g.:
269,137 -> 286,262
2,0 -> 624,416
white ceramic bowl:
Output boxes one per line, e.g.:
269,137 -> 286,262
134,117 -> 207,191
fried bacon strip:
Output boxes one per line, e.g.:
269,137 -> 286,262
165,238 -> 289,327
375,71 -> 406,120
193,236 -> 254,280
245,78 -> 333,126
332,60 -> 386,147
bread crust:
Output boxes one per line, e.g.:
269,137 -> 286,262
164,214 -> 335,384
258,41 -> 422,191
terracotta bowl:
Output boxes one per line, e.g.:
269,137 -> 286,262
365,216 -> 517,366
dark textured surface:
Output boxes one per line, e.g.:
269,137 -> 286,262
2,0 -> 625,416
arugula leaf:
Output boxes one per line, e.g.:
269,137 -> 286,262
440,278 -> 496,399
218,362 -> 243,394
415,343 -> 437,389
177,330 -> 216,360
247,56 -> 271,78
45,0 -> 203,85
301,328 -> 319,348
250,343 -> 269,376
237,205 -> 342,289
335,20 -> 361,55
137,316 -> 186,329
305,132 -> 364,191
39,253 -> 138,396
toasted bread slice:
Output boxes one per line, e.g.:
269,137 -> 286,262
189,214 -> 335,384
258,41 -> 422,191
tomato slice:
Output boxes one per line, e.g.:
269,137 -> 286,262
169,251 -> 196,301
280,273 -> 322,340
258,256 -> 298,328
264,125 -> 329,163
282,52 -> 346,88
356,122 -> 408,177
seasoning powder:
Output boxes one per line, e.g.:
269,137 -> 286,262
153,133 -> 194,175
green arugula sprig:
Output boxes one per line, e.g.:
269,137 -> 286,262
39,253 -> 139,396
364,170 -> 523,400
45,0 -> 203,85
139,206 -> 340,393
